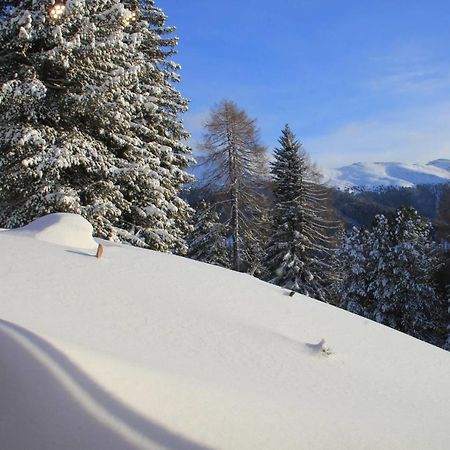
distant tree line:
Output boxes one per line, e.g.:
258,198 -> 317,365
336,208 -> 449,347
332,183 -> 450,240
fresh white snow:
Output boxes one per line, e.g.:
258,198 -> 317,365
1,214 -> 449,450
323,159 -> 450,189
17,213 -> 98,249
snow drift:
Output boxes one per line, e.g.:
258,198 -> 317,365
17,212 -> 98,249
0,214 -> 449,450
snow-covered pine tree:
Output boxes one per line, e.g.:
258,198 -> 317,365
0,0 -> 193,253
386,208 -> 439,342
337,226 -> 373,316
264,125 -> 336,301
198,100 -> 269,272
361,209 -> 439,343
364,214 -> 394,322
187,200 -> 229,267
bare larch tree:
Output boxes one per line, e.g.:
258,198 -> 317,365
198,100 -> 269,272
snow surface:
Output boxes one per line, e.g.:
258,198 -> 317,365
1,214 -> 450,450
15,213 -> 98,249
323,159 -> 450,189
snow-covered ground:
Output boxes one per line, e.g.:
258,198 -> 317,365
1,213 -> 449,450
323,159 -> 450,189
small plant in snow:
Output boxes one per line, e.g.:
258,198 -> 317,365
306,338 -> 333,356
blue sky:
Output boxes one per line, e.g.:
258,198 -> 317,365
160,0 -> 450,168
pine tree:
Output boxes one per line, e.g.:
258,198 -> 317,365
198,100 -> 269,272
338,208 -> 441,344
369,209 -> 439,341
265,125 -> 336,301
365,214 -> 395,322
0,0 -> 193,253
187,200 -> 229,267
337,226 -> 373,316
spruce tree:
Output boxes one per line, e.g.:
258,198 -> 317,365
365,214 -> 394,322
187,200 -> 229,268
337,226 -> 373,317
0,0 -> 193,253
369,208 -> 439,341
338,208 -> 441,345
265,125 -> 336,301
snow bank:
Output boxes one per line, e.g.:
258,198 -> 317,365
12,213 -> 97,249
0,214 -> 449,450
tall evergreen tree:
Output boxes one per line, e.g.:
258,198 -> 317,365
365,214 -> 395,322
265,125 -> 336,301
337,226 -> 373,316
187,200 -> 229,267
198,100 -> 269,272
0,0 -> 193,253
382,208 -> 439,341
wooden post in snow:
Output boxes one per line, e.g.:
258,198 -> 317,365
96,243 -> 104,259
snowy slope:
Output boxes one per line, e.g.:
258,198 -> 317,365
1,214 -> 450,450
324,159 -> 450,189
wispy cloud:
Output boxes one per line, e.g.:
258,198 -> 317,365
305,101 -> 450,169
369,67 -> 450,95
366,42 -> 450,96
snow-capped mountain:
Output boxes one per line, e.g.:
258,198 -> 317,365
1,213 -> 449,450
323,159 -> 450,189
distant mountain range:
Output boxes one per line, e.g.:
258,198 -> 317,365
190,156 -> 450,190
323,159 -> 450,189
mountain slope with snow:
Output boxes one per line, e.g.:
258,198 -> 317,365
1,214 -> 449,450
324,159 -> 450,189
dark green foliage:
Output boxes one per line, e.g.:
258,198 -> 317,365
265,125 -> 337,301
331,183 -> 450,230
187,201 -> 229,268
337,207 -> 442,345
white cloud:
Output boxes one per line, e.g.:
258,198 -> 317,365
369,67 -> 450,95
304,101 -> 450,169
366,41 -> 450,96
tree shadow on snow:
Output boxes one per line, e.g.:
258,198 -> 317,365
0,319 -> 213,450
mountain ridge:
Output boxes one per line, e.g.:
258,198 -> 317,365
323,159 -> 450,189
